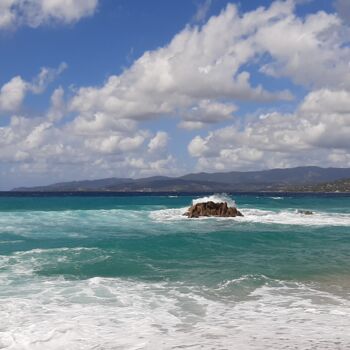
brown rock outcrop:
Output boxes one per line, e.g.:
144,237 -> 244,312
184,201 -> 243,218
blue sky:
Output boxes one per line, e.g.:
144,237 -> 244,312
0,0 -> 350,189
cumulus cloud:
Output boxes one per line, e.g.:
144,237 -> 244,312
0,76 -> 27,112
178,100 -> 236,130
0,0 -> 99,30
188,88 -> 350,171
3,0 -> 350,187
0,63 -> 67,113
47,86 -> 65,122
0,0 -> 16,29
68,0 -> 350,133
70,1 -> 298,133
180,1 -> 350,171
148,131 -> 169,152
0,87 -> 177,186
85,134 -> 146,155
256,8 -> 350,89
300,89 -> 350,114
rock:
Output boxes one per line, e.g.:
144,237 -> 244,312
184,201 -> 243,218
297,210 -> 314,215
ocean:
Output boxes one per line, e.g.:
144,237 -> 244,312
0,193 -> 350,349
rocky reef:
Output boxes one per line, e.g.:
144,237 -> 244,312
184,201 -> 243,218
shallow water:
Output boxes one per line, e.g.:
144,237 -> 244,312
0,193 -> 349,349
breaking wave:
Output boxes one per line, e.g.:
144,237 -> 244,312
192,193 -> 236,207
150,207 -> 350,226
1,273 -> 350,349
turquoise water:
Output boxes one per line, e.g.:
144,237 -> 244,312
0,193 -> 350,349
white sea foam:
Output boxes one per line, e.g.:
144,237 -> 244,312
150,206 -> 350,226
151,193 -> 350,227
241,208 -> 350,226
149,207 -> 188,221
192,193 -> 236,207
0,247 -> 104,283
0,275 -> 350,349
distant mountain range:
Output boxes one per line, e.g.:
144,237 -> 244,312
11,166 -> 350,192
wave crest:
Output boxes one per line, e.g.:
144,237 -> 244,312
192,193 -> 236,207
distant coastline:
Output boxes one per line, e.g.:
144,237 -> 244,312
10,166 -> 350,193
2,192 -> 350,202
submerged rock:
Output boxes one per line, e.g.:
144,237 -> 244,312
297,210 -> 314,215
184,201 -> 243,218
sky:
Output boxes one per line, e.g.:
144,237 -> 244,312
0,0 -> 350,189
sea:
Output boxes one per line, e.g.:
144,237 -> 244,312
0,192 -> 350,350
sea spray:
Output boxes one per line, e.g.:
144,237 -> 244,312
192,193 -> 237,207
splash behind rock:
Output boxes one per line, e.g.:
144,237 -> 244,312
184,201 -> 243,218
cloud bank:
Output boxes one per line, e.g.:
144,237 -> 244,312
1,0 -> 350,187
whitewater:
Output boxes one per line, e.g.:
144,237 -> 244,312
0,193 -> 350,349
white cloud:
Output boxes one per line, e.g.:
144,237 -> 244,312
0,0 -> 99,30
0,0 -> 16,29
3,1 -> 350,187
0,63 -> 67,114
0,76 -> 27,112
300,89 -> 350,114
70,2 -> 296,132
0,87 -> 177,185
178,100 -> 236,130
126,155 -> 175,174
0,116 -> 176,182
72,113 -> 138,134
148,131 -> 169,152
68,0 -> 350,133
188,88 -> 350,171
85,134 -> 146,155
256,7 -> 350,89
47,86 -> 65,122
67,1 -> 350,173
